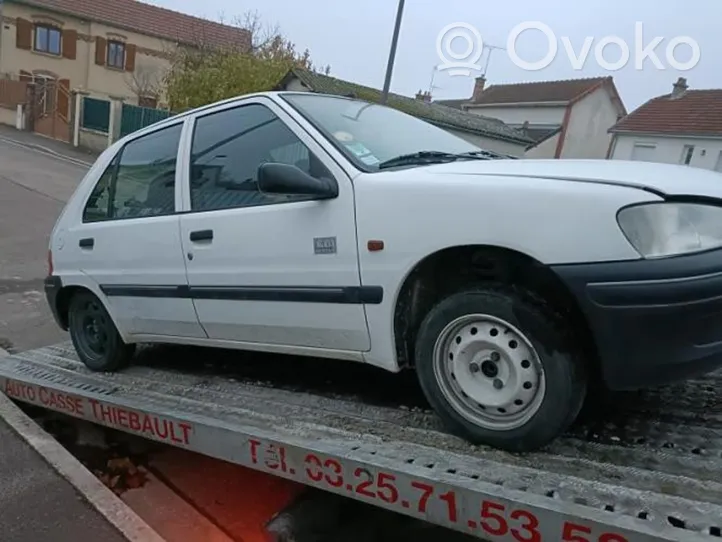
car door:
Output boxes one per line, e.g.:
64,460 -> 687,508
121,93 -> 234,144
66,120 -> 206,339
178,97 -> 372,352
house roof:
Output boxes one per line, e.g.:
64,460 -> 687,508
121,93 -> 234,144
276,69 -> 534,146
468,76 -> 613,106
433,98 -> 466,110
12,0 -> 251,50
610,89 -> 722,137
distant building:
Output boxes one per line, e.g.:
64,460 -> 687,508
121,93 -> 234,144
0,0 -> 249,140
609,78 -> 722,172
436,76 -> 626,159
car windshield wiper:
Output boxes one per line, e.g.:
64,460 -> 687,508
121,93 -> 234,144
377,149 -> 506,170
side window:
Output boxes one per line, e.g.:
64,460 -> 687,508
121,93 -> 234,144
82,157 -> 116,222
82,123 -> 182,223
189,103 -> 333,212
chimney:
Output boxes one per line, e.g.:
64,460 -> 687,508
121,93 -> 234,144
671,77 -> 688,99
415,90 -> 432,103
416,90 -> 431,104
522,120 -> 529,134
472,76 -> 486,102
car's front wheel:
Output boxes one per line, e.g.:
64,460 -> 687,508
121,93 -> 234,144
68,290 -> 135,372
414,284 -> 587,452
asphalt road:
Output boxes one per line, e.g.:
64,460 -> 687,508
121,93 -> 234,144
0,130 -> 92,352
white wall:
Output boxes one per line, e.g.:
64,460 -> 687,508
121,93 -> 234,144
465,104 -> 566,126
611,134 -> 722,171
447,128 -> 526,156
525,132 -> 559,159
559,87 -> 619,159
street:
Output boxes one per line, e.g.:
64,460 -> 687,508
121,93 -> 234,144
0,129 -> 92,352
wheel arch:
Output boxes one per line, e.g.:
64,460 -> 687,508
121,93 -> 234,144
391,244 -> 599,377
53,278 -> 127,340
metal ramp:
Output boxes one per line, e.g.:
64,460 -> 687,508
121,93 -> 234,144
1,342 -> 721,541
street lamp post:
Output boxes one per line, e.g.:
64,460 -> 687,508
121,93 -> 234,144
380,0 -> 405,105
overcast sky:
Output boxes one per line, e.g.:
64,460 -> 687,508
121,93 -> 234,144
150,0 -> 717,112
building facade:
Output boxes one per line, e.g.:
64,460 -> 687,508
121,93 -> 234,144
437,76 -> 626,159
609,78 -> 722,172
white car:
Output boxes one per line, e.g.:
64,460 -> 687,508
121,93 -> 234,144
45,91 -> 722,452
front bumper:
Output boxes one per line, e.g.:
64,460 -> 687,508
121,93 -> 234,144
552,248 -> 722,391
44,275 -> 66,330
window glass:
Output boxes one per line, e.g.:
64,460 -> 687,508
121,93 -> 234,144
189,103 -> 333,212
282,93 -> 481,171
82,123 -> 181,222
108,41 -> 125,69
34,26 -> 60,55
82,158 -> 116,222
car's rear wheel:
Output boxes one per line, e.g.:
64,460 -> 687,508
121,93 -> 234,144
414,284 -> 587,452
68,290 -> 135,372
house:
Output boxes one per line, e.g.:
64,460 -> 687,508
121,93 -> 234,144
0,0 -> 250,139
275,68 -> 535,157
608,78 -> 722,172
436,76 -> 626,159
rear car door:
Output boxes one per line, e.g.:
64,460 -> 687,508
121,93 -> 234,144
178,97 -> 372,352
65,120 -> 206,338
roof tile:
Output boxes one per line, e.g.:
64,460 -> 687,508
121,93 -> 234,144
14,0 -> 250,50
611,90 -> 722,137
470,77 -> 610,105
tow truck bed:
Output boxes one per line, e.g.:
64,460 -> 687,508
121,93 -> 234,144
0,343 -> 720,541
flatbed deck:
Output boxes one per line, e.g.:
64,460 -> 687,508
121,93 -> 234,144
1,342 -> 721,541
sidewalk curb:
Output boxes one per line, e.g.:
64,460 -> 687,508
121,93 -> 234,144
0,392 -> 166,542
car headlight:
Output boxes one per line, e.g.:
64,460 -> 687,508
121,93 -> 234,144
617,202 -> 722,258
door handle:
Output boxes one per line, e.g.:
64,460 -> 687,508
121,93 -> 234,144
190,229 -> 213,242
79,237 -> 94,248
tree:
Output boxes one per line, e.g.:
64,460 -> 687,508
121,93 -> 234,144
164,10 -> 330,112
124,61 -> 164,104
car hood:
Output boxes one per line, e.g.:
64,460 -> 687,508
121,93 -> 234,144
423,158 -> 722,199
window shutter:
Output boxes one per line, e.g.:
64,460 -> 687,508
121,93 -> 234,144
16,18 -> 32,50
57,79 -> 70,120
125,43 -> 136,72
62,29 -> 77,59
95,36 -> 106,65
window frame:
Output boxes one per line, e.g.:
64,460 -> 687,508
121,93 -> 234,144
107,40 -> 126,70
33,24 -> 61,56
81,120 -> 186,224
182,97 -> 340,216
680,144 -> 695,166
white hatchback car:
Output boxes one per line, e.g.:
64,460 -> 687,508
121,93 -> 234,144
45,91 -> 722,452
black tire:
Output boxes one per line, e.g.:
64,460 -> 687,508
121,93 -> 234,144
68,290 -> 135,372
414,284 -> 587,453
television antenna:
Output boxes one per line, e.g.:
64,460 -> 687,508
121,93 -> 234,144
482,44 -> 506,77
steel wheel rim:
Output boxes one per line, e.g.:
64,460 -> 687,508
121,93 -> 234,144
432,313 -> 546,431
73,299 -> 110,361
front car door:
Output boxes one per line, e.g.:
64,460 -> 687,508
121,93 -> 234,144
178,97 -> 372,353
64,120 -> 206,339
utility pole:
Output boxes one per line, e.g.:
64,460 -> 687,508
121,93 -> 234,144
380,0 -> 405,105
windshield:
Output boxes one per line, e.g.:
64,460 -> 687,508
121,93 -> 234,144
281,93 -> 485,171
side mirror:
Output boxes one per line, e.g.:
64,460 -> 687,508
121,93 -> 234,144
257,162 -> 338,199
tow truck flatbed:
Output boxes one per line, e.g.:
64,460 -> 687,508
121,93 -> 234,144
1,343 -> 720,541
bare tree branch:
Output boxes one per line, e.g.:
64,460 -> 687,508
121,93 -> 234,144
124,61 -> 164,101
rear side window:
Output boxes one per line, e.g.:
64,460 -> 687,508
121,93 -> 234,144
82,123 -> 182,222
